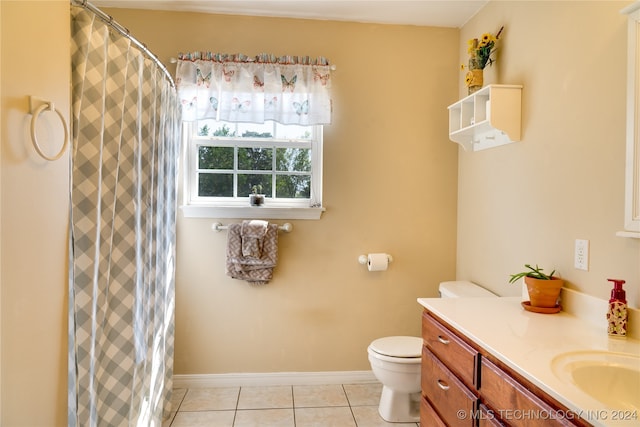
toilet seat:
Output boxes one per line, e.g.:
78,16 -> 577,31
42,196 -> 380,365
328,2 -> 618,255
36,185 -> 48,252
369,336 -> 422,358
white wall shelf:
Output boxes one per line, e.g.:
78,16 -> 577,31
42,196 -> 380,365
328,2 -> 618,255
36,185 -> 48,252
448,84 -> 523,151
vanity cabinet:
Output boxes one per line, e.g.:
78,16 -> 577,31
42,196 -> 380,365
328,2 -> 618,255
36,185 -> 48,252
421,310 -> 588,427
448,84 -> 522,151
480,358 -> 578,427
421,311 -> 479,427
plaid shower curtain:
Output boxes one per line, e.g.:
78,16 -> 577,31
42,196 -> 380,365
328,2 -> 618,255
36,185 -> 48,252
69,6 -> 181,426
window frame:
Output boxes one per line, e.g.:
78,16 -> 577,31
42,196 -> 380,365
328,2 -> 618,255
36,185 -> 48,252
180,121 -> 325,220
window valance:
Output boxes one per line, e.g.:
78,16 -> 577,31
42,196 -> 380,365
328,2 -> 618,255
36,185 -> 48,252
176,52 -> 333,125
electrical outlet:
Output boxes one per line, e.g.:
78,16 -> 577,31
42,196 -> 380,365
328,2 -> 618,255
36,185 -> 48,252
574,239 -> 589,271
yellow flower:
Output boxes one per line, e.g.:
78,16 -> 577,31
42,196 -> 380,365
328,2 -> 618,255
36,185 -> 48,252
465,71 -> 474,86
464,27 -> 502,70
479,33 -> 495,48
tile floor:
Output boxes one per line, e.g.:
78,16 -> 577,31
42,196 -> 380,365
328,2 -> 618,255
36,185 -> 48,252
164,382 -> 421,427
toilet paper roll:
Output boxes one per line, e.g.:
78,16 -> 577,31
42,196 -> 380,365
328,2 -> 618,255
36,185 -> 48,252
367,253 -> 389,272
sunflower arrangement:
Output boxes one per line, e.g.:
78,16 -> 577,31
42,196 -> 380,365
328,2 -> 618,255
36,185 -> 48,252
461,26 -> 503,91
465,26 -> 503,70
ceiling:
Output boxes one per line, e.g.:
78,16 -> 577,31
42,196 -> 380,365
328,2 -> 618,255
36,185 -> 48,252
92,0 -> 489,28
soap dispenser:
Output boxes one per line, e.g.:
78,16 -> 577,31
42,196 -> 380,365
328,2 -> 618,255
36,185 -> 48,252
606,279 -> 627,337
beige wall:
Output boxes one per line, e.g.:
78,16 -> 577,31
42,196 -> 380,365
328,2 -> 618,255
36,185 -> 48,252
106,8 -> 460,374
0,0 -> 4,421
2,0 -> 635,421
457,1 -> 640,307
1,1 -> 69,425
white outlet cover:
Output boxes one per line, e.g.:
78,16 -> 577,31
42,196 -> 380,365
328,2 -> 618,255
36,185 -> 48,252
574,239 -> 589,271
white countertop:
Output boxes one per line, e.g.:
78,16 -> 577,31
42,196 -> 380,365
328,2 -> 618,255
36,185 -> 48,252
417,296 -> 640,427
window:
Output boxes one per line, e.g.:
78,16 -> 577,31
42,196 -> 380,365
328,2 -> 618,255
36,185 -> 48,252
175,52 -> 333,220
181,119 -> 324,219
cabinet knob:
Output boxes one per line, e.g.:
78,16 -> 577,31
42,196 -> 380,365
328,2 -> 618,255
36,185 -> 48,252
437,335 -> 450,345
437,379 -> 450,391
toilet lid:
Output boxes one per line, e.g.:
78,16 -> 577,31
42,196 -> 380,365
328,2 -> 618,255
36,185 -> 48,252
439,281 -> 497,298
369,336 -> 422,358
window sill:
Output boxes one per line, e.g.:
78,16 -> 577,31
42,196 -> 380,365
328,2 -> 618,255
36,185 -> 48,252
180,205 -> 325,220
616,230 -> 640,239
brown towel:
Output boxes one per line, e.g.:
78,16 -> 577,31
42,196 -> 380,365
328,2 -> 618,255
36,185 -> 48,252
226,223 -> 278,284
240,220 -> 268,258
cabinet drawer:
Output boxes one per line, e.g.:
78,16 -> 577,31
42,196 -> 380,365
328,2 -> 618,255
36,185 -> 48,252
422,311 -> 479,387
480,358 -> 577,427
422,347 -> 477,427
478,404 -> 506,427
420,396 -> 447,427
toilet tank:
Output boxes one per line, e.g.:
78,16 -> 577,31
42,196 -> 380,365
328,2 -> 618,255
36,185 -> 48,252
439,281 -> 497,298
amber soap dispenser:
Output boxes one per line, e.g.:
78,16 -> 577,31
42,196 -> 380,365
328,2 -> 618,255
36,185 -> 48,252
606,279 -> 627,337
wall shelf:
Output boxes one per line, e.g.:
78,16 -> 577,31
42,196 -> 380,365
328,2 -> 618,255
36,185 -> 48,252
448,84 -> 523,151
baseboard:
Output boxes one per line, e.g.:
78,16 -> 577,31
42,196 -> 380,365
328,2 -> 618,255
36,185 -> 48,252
173,370 -> 377,389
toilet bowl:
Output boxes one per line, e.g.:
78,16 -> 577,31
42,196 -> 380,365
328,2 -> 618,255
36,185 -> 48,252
368,280 -> 496,422
367,336 -> 422,422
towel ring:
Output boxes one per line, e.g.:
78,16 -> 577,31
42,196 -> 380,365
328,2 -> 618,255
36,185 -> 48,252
29,97 -> 69,161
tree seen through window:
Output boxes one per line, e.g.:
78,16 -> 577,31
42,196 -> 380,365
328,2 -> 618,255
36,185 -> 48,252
195,121 -> 314,200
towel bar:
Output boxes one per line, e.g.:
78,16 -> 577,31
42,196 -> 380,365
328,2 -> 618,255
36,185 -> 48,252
212,222 -> 293,233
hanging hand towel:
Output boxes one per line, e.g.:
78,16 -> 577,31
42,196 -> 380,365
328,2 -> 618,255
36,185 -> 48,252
226,223 -> 279,285
240,220 -> 269,258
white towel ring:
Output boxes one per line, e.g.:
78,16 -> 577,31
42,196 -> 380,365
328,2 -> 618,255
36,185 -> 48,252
30,100 -> 69,161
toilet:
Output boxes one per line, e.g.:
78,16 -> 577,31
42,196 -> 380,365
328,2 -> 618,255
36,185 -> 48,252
367,280 -> 496,422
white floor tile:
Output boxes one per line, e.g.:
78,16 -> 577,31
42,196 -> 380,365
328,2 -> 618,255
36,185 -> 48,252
351,405 -> 419,426
234,408 -> 295,426
171,410 -> 235,427
343,383 -> 382,406
179,387 -> 240,411
292,384 -> 349,408
237,385 -> 293,410
294,406 -> 356,427
167,382 -> 424,427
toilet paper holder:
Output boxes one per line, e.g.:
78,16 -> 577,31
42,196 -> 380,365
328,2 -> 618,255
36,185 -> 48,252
358,254 -> 393,265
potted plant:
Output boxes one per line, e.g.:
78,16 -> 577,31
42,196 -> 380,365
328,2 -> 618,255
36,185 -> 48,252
509,264 -> 564,308
249,184 -> 265,206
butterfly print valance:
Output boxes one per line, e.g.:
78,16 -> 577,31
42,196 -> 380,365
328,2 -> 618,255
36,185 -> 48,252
176,52 -> 333,125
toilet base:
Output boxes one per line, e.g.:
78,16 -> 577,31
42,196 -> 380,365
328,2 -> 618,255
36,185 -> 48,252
377,386 -> 421,423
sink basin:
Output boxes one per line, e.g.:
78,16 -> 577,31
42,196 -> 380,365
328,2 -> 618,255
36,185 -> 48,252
551,350 -> 640,410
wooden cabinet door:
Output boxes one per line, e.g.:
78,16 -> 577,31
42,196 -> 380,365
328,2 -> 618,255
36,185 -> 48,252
422,311 -> 479,388
420,396 -> 447,427
481,358 -> 578,427
477,404 -> 506,427
422,347 -> 477,427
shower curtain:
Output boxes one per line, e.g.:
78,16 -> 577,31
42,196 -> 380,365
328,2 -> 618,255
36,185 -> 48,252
69,6 -> 181,426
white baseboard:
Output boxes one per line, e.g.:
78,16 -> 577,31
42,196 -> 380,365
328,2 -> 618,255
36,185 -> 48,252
173,370 -> 377,389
